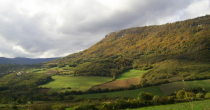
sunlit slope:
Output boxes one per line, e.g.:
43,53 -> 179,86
48,15 -> 210,85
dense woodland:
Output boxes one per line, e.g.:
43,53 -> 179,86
49,15 -> 210,85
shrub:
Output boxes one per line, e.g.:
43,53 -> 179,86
159,96 -> 168,104
205,93 -> 210,98
176,90 -> 186,99
73,103 -> 98,110
152,95 -> 160,105
12,105 -> 18,109
196,92 -> 204,98
167,96 -> 175,104
137,92 -> 154,101
28,104 -> 52,110
52,105 -> 65,110
185,92 -> 196,99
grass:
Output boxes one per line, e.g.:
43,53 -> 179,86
0,101 -> 46,110
76,79 -> 210,98
29,65 -> 74,74
160,79 -> 210,95
39,75 -> 112,93
65,108 -> 73,110
77,86 -> 164,98
116,69 -> 149,80
127,99 -> 210,110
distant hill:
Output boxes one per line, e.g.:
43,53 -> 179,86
49,15 -> 210,85
0,57 -> 60,65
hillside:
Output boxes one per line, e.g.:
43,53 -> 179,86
0,57 -> 59,65
49,15 -> 210,85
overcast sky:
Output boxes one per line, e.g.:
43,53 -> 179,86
0,0 -> 209,58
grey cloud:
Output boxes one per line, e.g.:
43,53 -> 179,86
0,0 -> 209,58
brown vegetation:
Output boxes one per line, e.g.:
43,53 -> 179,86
45,70 -> 57,74
92,77 -> 141,90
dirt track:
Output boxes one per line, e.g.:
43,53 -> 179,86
91,77 -> 141,90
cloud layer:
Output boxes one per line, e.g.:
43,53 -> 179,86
0,0 -> 209,58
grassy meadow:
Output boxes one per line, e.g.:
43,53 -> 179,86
128,99 -> 210,110
76,79 -> 210,98
39,75 -> 112,93
77,86 -> 163,98
116,69 -> 149,80
29,65 -> 74,74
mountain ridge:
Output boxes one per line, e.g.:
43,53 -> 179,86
48,15 -> 210,85
0,57 -> 60,65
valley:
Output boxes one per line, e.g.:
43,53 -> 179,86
0,15 -> 210,109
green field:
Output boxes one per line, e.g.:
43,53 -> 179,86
29,65 -> 74,74
128,99 -> 210,110
77,86 -> 163,98
39,75 -> 112,93
76,79 -> 210,98
161,79 -> 210,95
116,69 -> 149,80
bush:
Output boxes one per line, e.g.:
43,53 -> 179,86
205,93 -> 210,98
12,105 -> 18,109
152,95 -> 160,105
73,103 -> 98,110
176,90 -> 186,99
52,105 -> 65,110
28,104 -> 52,110
196,92 -> 204,98
137,92 -> 154,101
167,96 -> 175,104
159,96 -> 168,104
185,92 -> 196,99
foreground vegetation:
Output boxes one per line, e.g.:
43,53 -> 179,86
130,99 -> 210,110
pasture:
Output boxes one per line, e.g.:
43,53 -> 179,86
116,69 -> 149,80
91,69 -> 148,90
78,86 -> 163,98
77,79 -> 210,98
161,79 -> 210,95
30,65 -> 74,74
129,99 -> 210,110
39,75 -> 112,93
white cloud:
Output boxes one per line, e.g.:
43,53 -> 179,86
0,0 -> 209,58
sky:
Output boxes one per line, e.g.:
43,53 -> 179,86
0,0 -> 209,58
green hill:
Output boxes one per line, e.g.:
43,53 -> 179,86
48,15 -> 210,85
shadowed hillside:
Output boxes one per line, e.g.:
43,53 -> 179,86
0,57 -> 60,65
49,15 -> 210,85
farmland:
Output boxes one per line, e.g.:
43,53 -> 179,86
78,86 -> 163,98
39,75 -> 112,93
92,69 -> 148,90
77,79 -> 210,98
116,69 -> 149,80
29,65 -> 74,74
